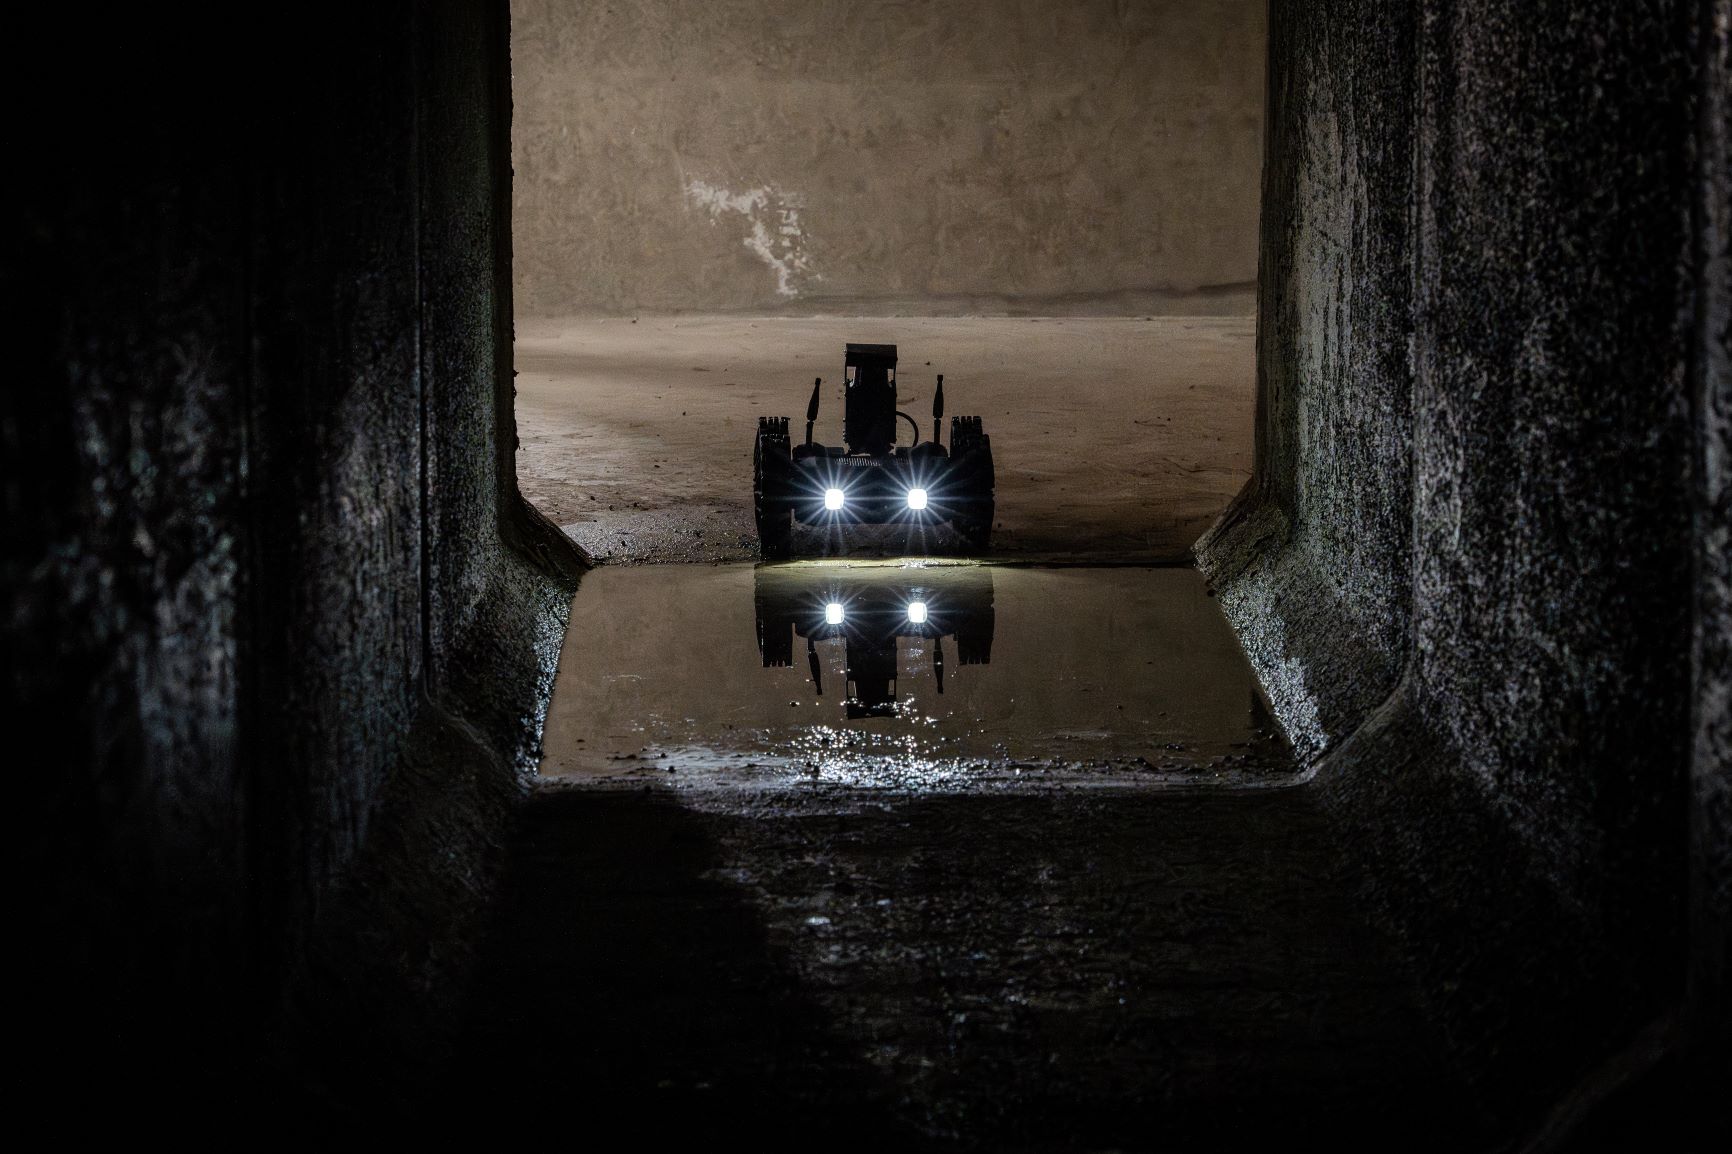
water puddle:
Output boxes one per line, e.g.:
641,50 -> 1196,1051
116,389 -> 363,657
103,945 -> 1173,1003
540,561 -> 1294,791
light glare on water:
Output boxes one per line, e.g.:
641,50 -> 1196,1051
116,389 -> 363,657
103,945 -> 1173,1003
540,562 -> 1292,791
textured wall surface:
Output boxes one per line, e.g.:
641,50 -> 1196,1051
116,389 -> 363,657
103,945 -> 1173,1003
1198,0 -> 1726,1135
1197,0 -> 1415,759
4,0 -> 583,1108
1691,0 -> 1731,1073
509,0 -> 1265,316
244,5 -> 427,968
1407,0 -> 1699,942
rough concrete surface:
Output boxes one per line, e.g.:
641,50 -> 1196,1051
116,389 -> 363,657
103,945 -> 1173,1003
6,0 -> 584,1123
1197,0 -> 1728,1138
1195,0 -> 1415,761
452,785 -> 1489,1150
1689,0 -> 1732,1076
516,315 -> 1255,563
509,0 -> 1265,316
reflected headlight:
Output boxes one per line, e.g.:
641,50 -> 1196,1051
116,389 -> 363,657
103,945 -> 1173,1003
905,487 -> 928,511
824,487 -> 845,511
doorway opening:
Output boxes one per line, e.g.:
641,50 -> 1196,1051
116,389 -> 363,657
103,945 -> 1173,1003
508,0 -> 1277,787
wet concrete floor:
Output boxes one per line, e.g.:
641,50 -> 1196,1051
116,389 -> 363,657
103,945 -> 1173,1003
460,786 -> 1484,1150
541,562 -> 1292,790
463,562 -> 1491,1147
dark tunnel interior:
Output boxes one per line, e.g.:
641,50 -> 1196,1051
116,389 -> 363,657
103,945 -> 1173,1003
4,1 -> 1728,1148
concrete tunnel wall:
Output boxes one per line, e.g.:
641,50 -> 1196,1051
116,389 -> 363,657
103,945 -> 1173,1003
4,0 -> 583,1093
1199,0 -> 1731,1130
5,0 -> 1726,1134
508,0 -> 1267,316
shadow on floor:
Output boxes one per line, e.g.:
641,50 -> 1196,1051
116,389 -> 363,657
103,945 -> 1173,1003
445,785 -> 1495,1151
450,788 -> 917,1144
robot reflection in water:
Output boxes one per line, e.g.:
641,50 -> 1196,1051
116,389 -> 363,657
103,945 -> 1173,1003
754,564 -> 995,719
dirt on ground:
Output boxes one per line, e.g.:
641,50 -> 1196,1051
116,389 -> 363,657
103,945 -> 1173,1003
514,315 -> 1254,564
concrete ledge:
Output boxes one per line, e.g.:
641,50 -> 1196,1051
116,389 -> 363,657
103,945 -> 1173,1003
1197,485 -> 1405,762
287,502 -> 583,1106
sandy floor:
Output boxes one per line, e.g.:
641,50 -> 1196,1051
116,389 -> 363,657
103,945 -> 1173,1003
514,315 -> 1254,564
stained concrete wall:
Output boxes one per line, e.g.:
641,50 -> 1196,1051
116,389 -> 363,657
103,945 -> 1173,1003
1197,0 -> 1415,760
4,0 -> 582,1113
1690,0 -> 1732,1085
509,0 -> 1266,316
1199,0 -> 1730,1138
